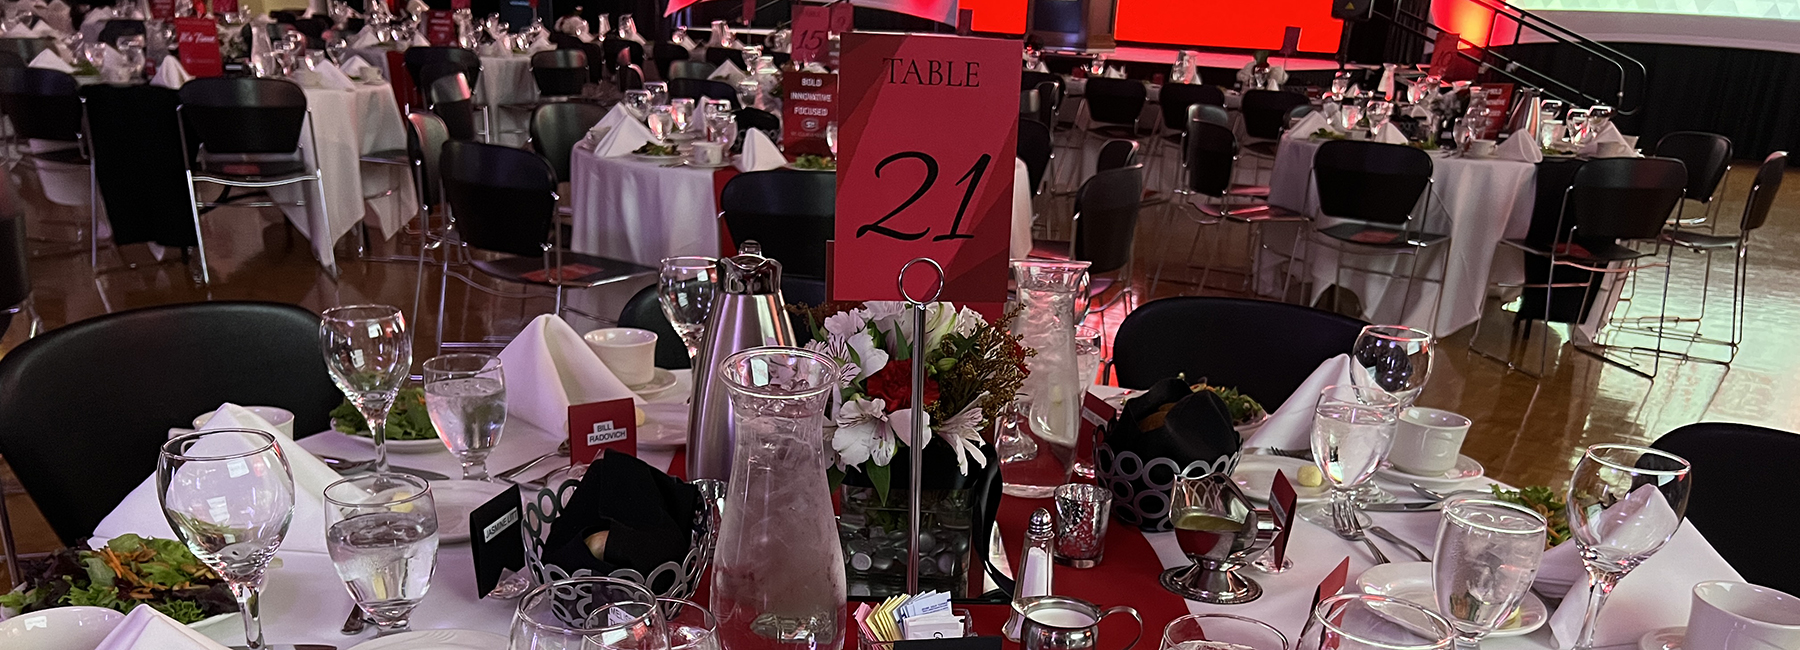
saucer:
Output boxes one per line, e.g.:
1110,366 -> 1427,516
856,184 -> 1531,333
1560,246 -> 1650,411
629,368 -> 679,398
1376,454 -> 1484,488
1356,562 -> 1548,638
1639,626 -> 1685,650
1231,455 -> 1330,504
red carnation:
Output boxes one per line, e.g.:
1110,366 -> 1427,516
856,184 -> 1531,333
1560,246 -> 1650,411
864,362 -> 940,411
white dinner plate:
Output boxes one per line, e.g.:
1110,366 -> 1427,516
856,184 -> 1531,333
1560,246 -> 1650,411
630,368 -> 680,398
685,159 -> 734,169
639,402 -> 689,448
341,432 -> 447,454
431,480 -> 511,544
1231,455 -> 1330,504
348,629 -> 509,650
1376,454 -> 1484,488
632,152 -> 683,162
1355,562 -> 1549,638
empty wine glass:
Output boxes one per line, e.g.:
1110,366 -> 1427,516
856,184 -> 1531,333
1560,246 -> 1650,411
1298,593 -> 1455,650
644,80 -> 669,106
1162,613 -> 1287,650
1564,444 -> 1692,650
423,353 -> 506,481
1433,499 -> 1546,649
658,256 -> 717,360
159,429 -> 295,650
1329,71 -> 1351,101
324,473 -> 439,635
646,105 -> 675,143
623,89 -> 653,120
1585,105 -> 1614,139
1336,103 -> 1363,133
1564,108 -> 1590,145
825,122 -> 838,158
1353,325 -> 1434,407
1299,385 -> 1400,530
321,304 -> 411,474
706,112 -> 737,151
511,576 -> 670,650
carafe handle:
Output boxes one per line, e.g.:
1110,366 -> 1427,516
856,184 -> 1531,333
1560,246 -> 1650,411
1097,605 -> 1142,650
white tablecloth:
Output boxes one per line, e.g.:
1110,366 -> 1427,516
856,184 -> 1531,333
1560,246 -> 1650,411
273,83 -> 418,275
477,55 -> 537,147
1262,137 -> 1537,335
570,151 -> 1035,267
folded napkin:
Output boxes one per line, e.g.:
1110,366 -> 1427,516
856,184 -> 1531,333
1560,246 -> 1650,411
542,451 -> 698,588
91,404 -> 340,554
3,21 -> 55,37
801,61 -> 828,74
498,315 -> 640,434
96,605 -> 231,650
313,61 -> 357,90
1286,110 -> 1331,140
735,127 -> 786,172
1546,520 -> 1742,649
1497,128 -> 1543,163
593,116 -> 657,158
1373,123 -> 1407,144
1099,377 -> 1243,530
340,54 -> 375,80
1576,122 -> 1629,157
28,48 -> 71,72
526,37 -> 555,54
708,59 -> 747,85
149,55 -> 190,90
1236,62 -> 1288,90
410,31 -> 430,47
349,28 -> 381,49
586,103 -> 631,141
1242,354 -> 1361,451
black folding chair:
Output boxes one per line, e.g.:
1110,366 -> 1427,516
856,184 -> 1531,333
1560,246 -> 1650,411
1652,422 -> 1800,597
1017,118 -> 1052,198
530,102 -> 607,184
1296,140 -> 1447,326
427,71 -> 478,141
1653,131 -> 1732,228
529,48 -> 590,99
1149,82 -> 1225,190
79,84 -> 193,276
1032,164 -> 1146,317
1650,151 -> 1787,359
1239,90 -> 1310,160
733,107 -> 779,146
618,284 -> 690,370
404,46 -> 486,138
668,60 -> 716,80
704,47 -> 745,69
1096,138 -> 1138,172
1077,77 -> 1147,144
616,64 -> 645,91
601,38 -> 646,77
650,41 -> 690,80
1150,117 -> 1301,297
718,169 -> 835,292
1111,296 -> 1366,408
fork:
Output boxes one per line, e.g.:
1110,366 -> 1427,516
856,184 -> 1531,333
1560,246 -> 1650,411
1368,525 -> 1429,562
1336,508 -> 1390,564
496,440 -> 571,482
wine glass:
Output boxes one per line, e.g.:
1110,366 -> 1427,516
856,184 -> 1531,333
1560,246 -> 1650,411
1330,71 -> 1351,101
1353,325 -> 1434,407
321,305 -> 411,474
644,80 -> 669,106
658,598 -> 718,650
324,473 -> 440,635
658,256 -> 717,360
646,105 -> 675,143
511,576 -> 670,650
1162,613 -> 1287,650
669,97 -> 697,135
706,112 -> 737,152
1298,385 -> 1400,531
159,429 -> 295,650
1433,499 -> 1546,649
825,122 -> 839,158
1585,105 -> 1615,139
1075,325 -> 1102,387
623,89 -> 653,120
1298,594 -> 1455,650
1564,108 -> 1590,145
1366,100 -> 1394,136
1453,118 -> 1476,154
1564,444 -> 1692,650
423,353 -> 507,481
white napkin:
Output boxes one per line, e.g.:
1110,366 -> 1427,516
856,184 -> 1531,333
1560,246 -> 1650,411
349,28 -> 381,49
28,48 -> 71,72
1242,354 -> 1360,450
410,31 -> 430,48
1497,128 -> 1543,163
498,315 -> 640,434
801,61 -> 828,74
1285,111 -> 1331,140
586,103 -> 631,139
736,127 -> 786,172
1546,521 -> 1742,649
313,61 -> 357,90
340,54 -> 375,80
1378,63 -> 1397,99
95,605 -> 231,650
3,21 -> 54,37
91,404 -> 340,554
708,59 -> 747,85
1576,122 -> 1629,157
593,116 -> 657,158
526,36 -> 555,54
1373,123 -> 1407,145
149,55 -> 190,89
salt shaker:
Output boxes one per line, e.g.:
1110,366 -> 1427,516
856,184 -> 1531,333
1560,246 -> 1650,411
1004,508 -> 1057,641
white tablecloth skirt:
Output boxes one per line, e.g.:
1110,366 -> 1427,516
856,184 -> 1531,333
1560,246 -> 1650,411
478,55 -> 538,147
272,84 -> 418,274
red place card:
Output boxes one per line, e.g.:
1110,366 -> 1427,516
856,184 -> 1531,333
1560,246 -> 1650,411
174,17 -> 222,78
1312,556 -> 1352,612
829,2 -> 854,33
1075,392 -> 1116,481
831,33 -> 1020,304
424,10 -> 457,46
212,0 -> 237,13
568,398 -> 636,465
149,0 -> 175,20
1267,470 -> 1300,568
790,4 -> 830,66
781,71 -> 836,156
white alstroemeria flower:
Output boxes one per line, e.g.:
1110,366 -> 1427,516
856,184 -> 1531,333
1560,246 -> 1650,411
953,306 -> 985,337
804,339 -> 861,394
846,331 -> 888,381
823,308 -> 871,340
833,397 -> 900,467
934,398 -> 990,475
863,301 -> 908,342
921,302 -> 961,352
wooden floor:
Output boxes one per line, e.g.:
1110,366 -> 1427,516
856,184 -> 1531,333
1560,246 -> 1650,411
2,160 -> 1796,586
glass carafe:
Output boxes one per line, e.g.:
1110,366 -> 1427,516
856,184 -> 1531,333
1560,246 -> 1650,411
1002,260 -> 1091,498
710,347 -> 846,650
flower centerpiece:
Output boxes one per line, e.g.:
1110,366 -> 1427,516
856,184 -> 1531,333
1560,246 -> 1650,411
800,301 -> 1031,593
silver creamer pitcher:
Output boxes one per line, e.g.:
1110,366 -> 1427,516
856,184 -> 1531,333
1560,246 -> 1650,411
685,253 -> 797,481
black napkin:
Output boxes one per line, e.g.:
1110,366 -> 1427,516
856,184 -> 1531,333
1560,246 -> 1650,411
543,452 -> 698,592
1097,379 -> 1244,531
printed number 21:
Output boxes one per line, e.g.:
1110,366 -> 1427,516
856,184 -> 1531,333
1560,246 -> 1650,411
856,152 -> 993,242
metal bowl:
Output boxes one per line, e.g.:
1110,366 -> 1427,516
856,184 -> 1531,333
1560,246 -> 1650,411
522,475 -> 725,600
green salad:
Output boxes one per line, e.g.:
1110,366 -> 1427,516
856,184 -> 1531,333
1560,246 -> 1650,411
0,535 -> 233,624
1192,383 -> 1265,426
330,386 -> 437,440
792,154 -> 837,170
1490,485 -> 1571,548
633,142 -> 679,156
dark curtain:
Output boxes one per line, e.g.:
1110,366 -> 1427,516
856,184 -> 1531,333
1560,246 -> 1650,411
1501,41 -> 1800,159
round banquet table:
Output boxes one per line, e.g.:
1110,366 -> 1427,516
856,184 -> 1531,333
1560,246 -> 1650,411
86,376 -> 1740,649
1258,136 -> 1538,335
270,83 -> 419,276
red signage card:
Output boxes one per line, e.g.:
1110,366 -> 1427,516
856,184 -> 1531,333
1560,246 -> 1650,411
212,0 -> 237,13
568,398 -> 636,465
174,17 -> 223,78
832,33 -> 1020,303
149,0 -> 175,20
1470,83 -> 1515,139
424,10 -> 458,46
830,2 -> 854,32
1311,556 -> 1352,611
452,0 -> 469,8
1268,470 -> 1300,568
791,4 -> 830,65
1076,392 -> 1116,478
782,71 -> 836,156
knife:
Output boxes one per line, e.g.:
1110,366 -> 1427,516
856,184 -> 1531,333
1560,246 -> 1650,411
1363,501 -> 1445,512
318,456 -> 450,481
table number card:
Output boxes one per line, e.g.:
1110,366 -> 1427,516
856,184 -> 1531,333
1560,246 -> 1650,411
174,17 -> 223,78
790,4 -> 830,66
1267,470 -> 1300,568
832,33 -> 1020,303
470,484 -> 524,598
569,398 -> 636,464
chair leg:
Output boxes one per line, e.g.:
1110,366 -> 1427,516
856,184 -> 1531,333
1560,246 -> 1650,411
435,252 -> 451,355
312,174 -> 336,279
88,160 -> 99,272
185,172 -> 211,286
1147,200 -> 1177,297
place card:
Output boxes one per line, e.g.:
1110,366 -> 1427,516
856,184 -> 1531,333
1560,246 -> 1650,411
174,17 -> 223,78
569,398 -> 636,465
831,34 -> 1021,304
1266,470 -> 1300,568
470,484 -> 524,598
1078,392 -> 1116,471
1311,556 -> 1352,613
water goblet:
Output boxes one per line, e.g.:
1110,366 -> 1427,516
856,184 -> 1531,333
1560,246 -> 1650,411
1352,325 -> 1434,407
646,105 -> 675,143
659,598 -> 718,650
324,473 -> 440,635
510,576 -> 670,650
1298,385 -> 1400,531
1162,613 -> 1287,650
321,304 -> 411,473
1298,593 -> 1455,650
669,97 -> 697,134
1433,499 -> 1546,649
644,80 -> 669,106
424,353 -> 506,481
706,113 -> 737,151
1366,100 -> 1394,135
623,89 -> 653,120
657,256 -> 717,360
1564,444 -> 1691,650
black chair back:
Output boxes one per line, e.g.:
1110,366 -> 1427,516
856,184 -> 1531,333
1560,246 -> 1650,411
668,77 -> 739,108
405,110 -> 451,209
404,46 -> 482,91
668,60 -> 715,80
1240,90 -> 1309,140
1740,151 -> 1787,232
1652,423 -> 1800,596
719,169 -> 835,278
1158,83 -> 1225,130
617,64 -> 644,91
177,77 -> 307,155
1194,103 -> 1230,129
426,72 -> 478,141
0,301 -> 341,544
1567,157 -> 1688,241
531,102 -> 606,183
0,37 -> 53,62
651,41 -> 690,79
530,48 -> 589,97
96,19 -> 145,46
618,284 -> 691,370
0,67 -> 79,142
1524,157 -> 1587,248
704,47 -> 745,68
1072,164 -> 1144,275
82,84 -> 195,247
1313,140 -> 1433,226
441,140 -> 558,258
734,107 -> 779,135
1018,118 -> 1052,196
1112,296 -> 1367,407
1082,77 -> 1145,127
601,38 -> 646,75
1032,80 -> 1060,126
0,215 -> 23,312
1096,138 -> 1138,172
1653,131 -> 1732,203
1185,119 -> 1239,198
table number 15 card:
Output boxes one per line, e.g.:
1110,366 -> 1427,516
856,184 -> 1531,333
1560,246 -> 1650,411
832,34 -> 1020,303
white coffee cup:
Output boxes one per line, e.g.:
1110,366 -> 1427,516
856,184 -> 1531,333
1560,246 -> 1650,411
1686,581 -> 1800,650
1469,139 -> 1498,158
691,141 -> 726,166
584,327 -> 659,387
1387,407 -> 1471,475
1597,141 -> 1634,158
192,405 -> 297,437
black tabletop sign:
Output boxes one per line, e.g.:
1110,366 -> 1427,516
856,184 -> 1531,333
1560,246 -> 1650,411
471,484 -> 525,598
896,636 -> 1003,650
